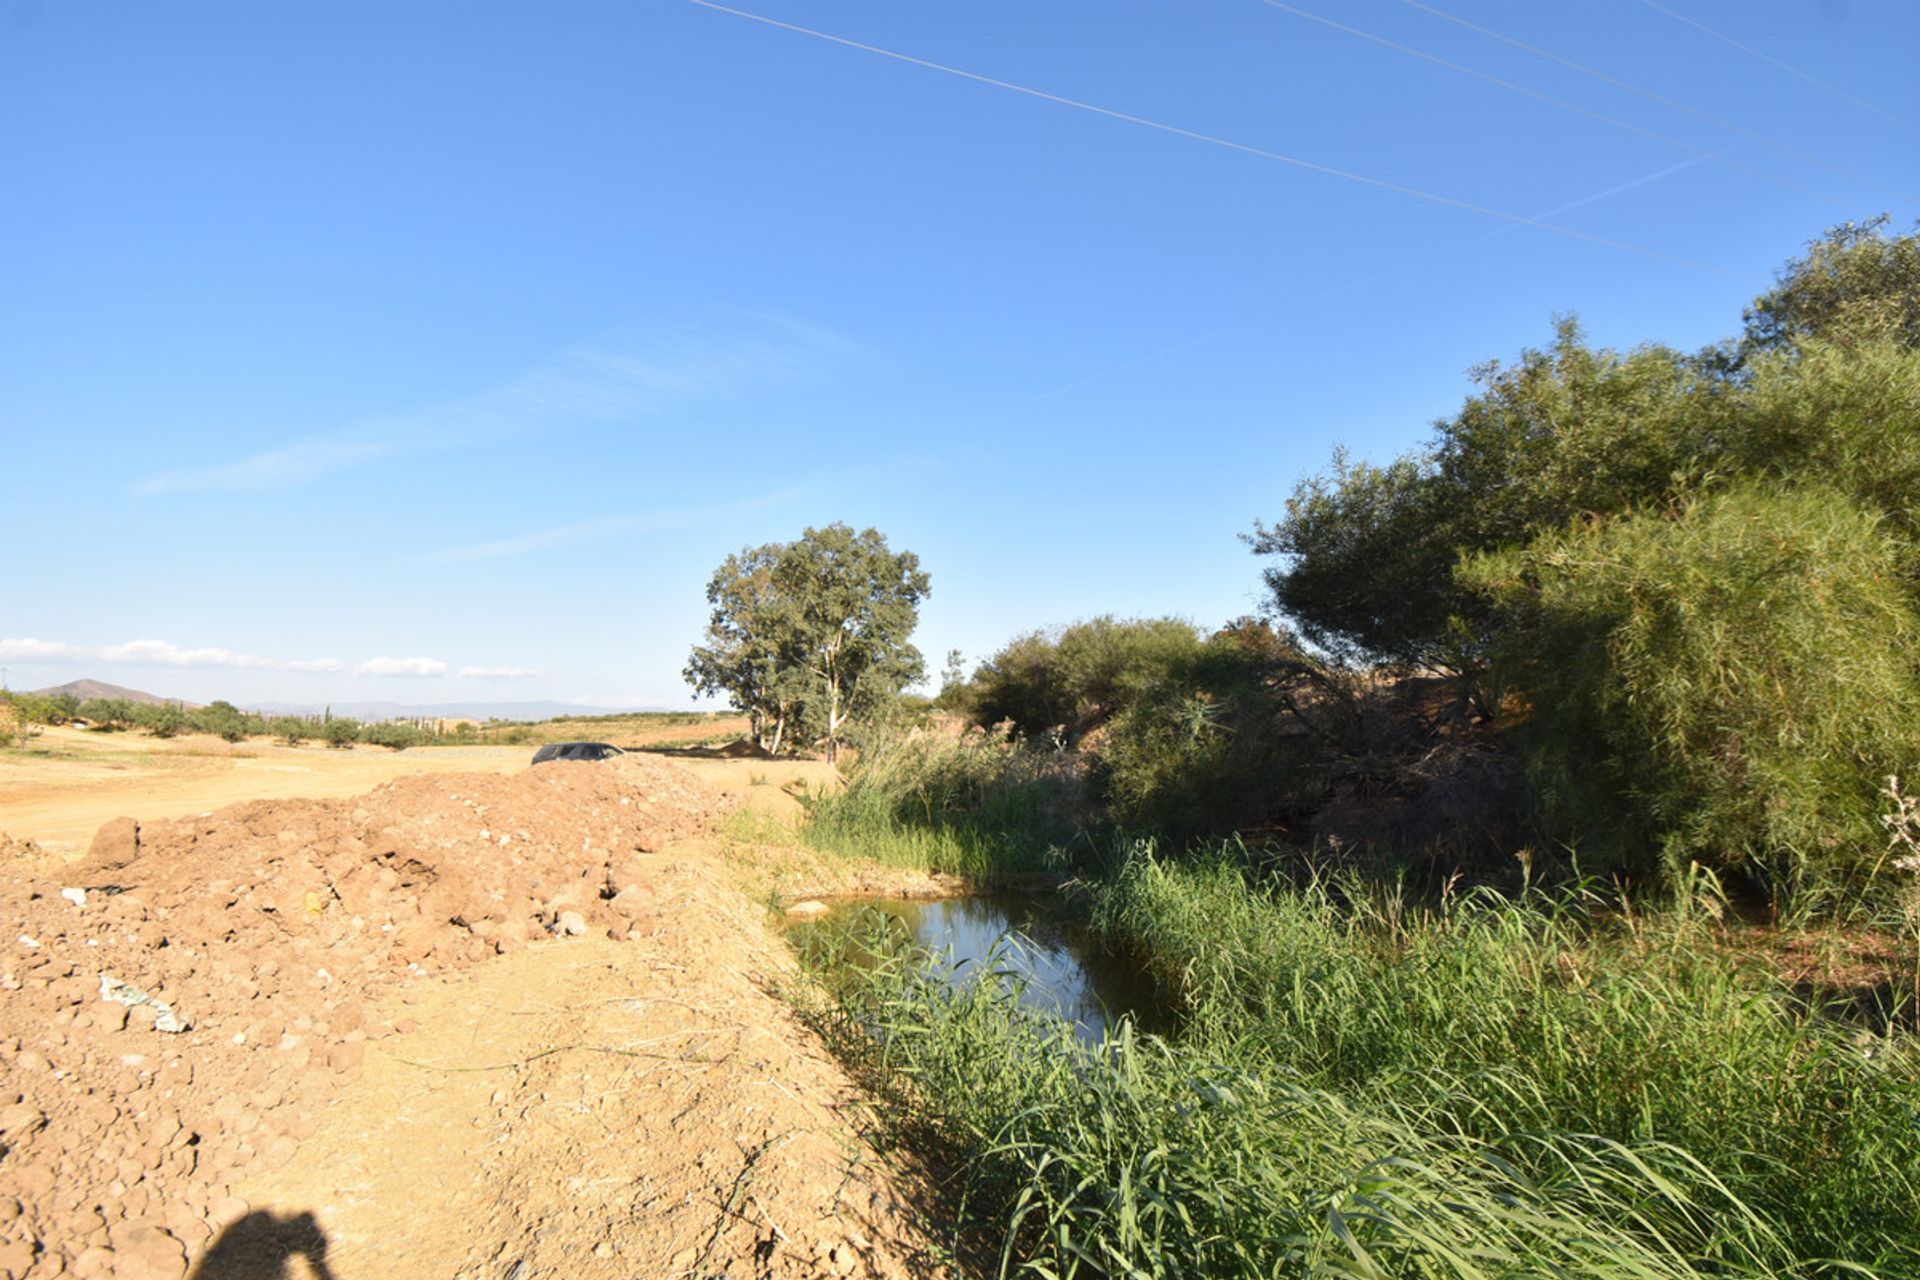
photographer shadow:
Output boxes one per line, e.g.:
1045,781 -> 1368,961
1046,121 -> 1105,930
188,1210 -> 337,1280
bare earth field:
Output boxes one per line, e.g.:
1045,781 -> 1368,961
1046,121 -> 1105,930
0,735 -> 937,1280
0,722 -> 774,860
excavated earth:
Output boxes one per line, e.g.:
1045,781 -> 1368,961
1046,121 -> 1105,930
0,756 -> 946,1279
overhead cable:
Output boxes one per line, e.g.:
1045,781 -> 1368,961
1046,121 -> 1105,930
690,0 -> 1729,275
1259,0 -> 1817,197
1400,0 -> 1883,192
1637,0 -> 1918,134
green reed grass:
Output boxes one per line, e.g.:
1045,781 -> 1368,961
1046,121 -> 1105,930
1084,841 -> 1920,1272
801,730 -> 1088,880
797,914 -> 1850,1279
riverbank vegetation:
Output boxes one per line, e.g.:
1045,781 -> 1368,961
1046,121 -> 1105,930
784,220 -> 1920,1278
800,846 -> 1919,1277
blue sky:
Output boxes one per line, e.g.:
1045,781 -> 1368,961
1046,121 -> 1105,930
4,1 -> 1916,709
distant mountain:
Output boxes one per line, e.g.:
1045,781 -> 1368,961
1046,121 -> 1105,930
28,679 -> 199,708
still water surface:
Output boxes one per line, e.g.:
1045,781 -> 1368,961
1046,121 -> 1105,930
788,894 -> 1167,1045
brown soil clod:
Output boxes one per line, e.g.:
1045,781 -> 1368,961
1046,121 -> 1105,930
0,755 -> 944,1279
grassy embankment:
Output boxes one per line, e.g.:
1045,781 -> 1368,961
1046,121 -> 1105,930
785,739 -> 1920,1279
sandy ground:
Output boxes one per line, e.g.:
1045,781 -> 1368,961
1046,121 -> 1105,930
221,841 -> 943,1280
0,726 -> 813,858
0,740 -> 944,1280
0,729 -> 532,857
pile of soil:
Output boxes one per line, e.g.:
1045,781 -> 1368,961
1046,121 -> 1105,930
0,756 -> 719,1279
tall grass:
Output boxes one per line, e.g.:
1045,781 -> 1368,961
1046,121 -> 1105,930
800,730 -> 1090,880
793,846 -> 1920,1277
1085,843 -> 1920,1270
800,923 -> 1841,1278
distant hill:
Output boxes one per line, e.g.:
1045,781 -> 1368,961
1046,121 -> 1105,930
28,679 -> 198,708
17,681 -> 678,723
251,700 -> 668,722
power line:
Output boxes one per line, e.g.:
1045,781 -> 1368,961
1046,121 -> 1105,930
1638,0 -> 1918,135
1025,152 -> 1715,405
690,0 -> 1730,275
1399,0 -> 1885,192
1259,0 -> 1817,197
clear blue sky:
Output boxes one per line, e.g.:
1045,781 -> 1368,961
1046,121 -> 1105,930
4,1 -> 1915,709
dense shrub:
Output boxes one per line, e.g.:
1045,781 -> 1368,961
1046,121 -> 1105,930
969,616 -> 1204,743
1741,214 -> 1920,357
131,702 -> 188,738
1463,483 -> 1920,908
269,716 -> 312,746
1095,622 -> 1307,843
193,701 -> 254,743
322,717 -> 361,749
359,721 -> 423,751
7,693 -> 64,727
77,698 -> 134,730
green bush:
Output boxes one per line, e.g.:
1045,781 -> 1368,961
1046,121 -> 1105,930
8,693 -> 63,727
1096,622 -> 1309,844
969,616 -> 1204,743
322,717 -> 361,749
193,700 -> 253,743
1463,482 -> 1920,909
131,702 -> 188,738
359,721 -> 423,751
269,716 -> 312,746
77,698 -> 134,730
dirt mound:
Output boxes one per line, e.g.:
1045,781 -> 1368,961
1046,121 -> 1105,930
0,756 -> 720,1279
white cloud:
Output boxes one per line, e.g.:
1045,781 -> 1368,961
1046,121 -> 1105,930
133,319 -> 845,495
4,638 -> 541,683
0,637 -> 344,672
355,656 -> 450,678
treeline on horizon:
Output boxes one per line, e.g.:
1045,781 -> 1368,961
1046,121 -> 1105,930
0,692 -> 469,750
922,217 -> 1920,920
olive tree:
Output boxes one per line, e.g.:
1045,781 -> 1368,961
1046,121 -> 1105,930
686,524 -> 929,760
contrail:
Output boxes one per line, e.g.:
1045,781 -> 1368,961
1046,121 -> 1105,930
1400,0 -> 1886,192
690,0 -> 1729,275
1259,0 -> 1817,197
1024,153 -> 1713,404
1638,0 -> 1918,134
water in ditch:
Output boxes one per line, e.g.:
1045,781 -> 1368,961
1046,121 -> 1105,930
786,893 -> 1169,1045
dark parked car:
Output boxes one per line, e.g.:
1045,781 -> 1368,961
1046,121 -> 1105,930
530,741 -> 625,765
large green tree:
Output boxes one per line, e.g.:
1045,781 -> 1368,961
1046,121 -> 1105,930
1741,215 -> 1920,358
685,524 -> 929,760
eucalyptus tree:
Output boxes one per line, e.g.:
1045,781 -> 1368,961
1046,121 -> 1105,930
686,524 -> 929,760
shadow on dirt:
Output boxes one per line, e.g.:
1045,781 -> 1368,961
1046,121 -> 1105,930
189,1211 -> 336,1280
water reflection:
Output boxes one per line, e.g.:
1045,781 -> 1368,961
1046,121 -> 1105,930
790,894 -> 1167,1045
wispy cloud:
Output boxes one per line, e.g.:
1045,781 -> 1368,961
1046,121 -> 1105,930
0,637 -> 346,672
413,485 -> 807,564
133,319 -> 846,495
1,637 -> 539,680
